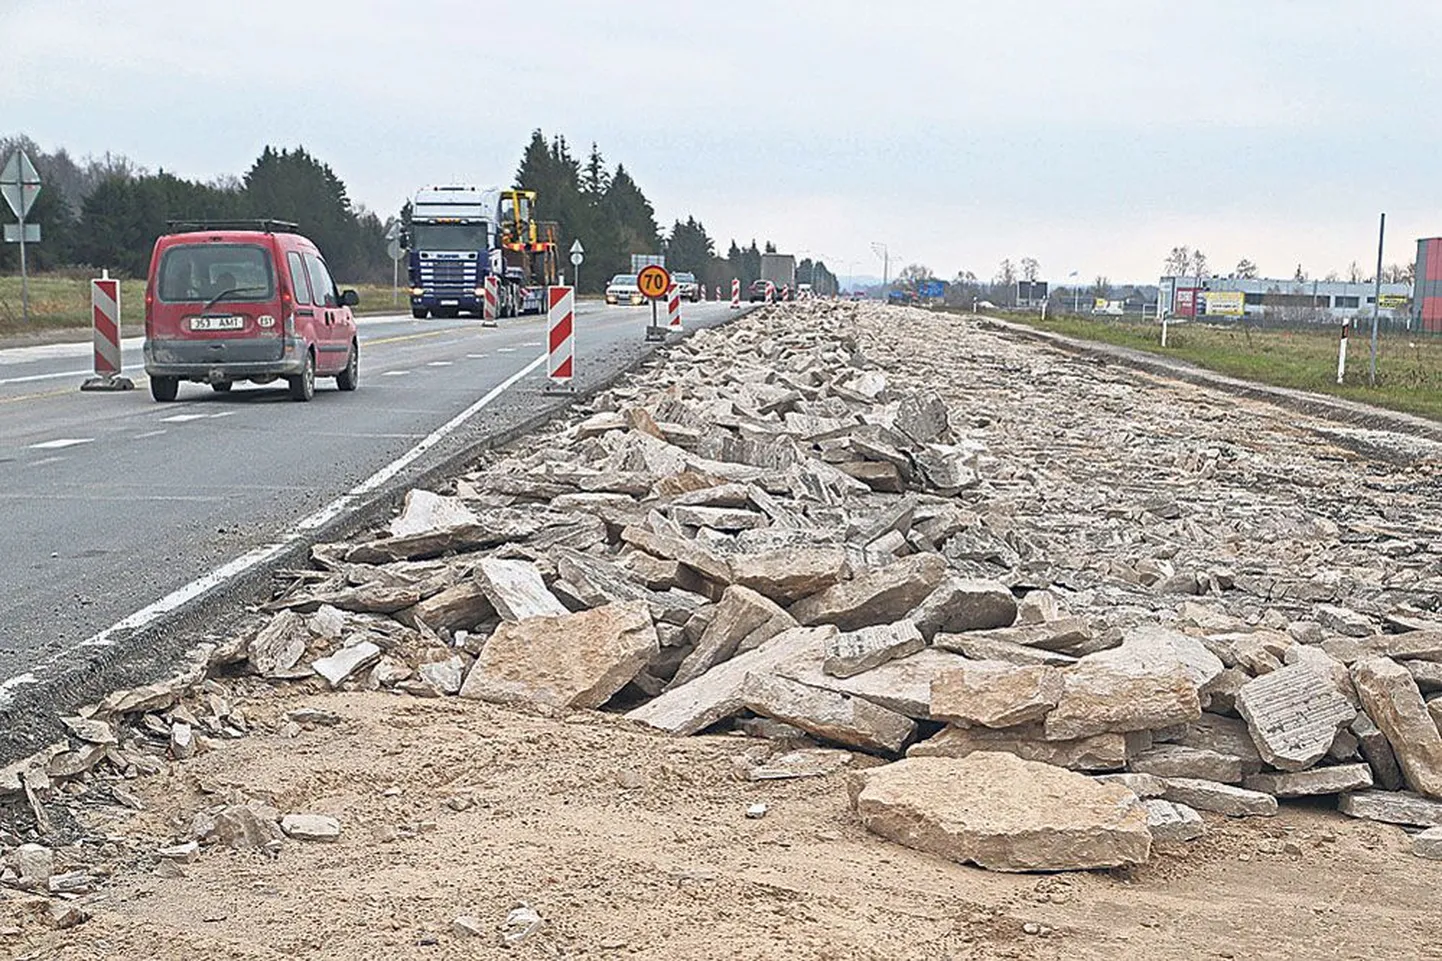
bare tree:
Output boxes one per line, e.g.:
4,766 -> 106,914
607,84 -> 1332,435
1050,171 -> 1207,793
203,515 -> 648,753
1092,275 -> 1111,298
996,258 -> 1017,287
1190,250 -> 1209,279
1323,270 -> 1339,282
1164,246 -> 1191,277
1294,264 -> 1307,282
1235,258 -> 1258,279
1020,257 -> 1040,282
1347,261 -> 1363,283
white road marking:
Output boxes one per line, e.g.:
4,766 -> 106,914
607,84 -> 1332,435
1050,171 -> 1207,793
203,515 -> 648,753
496,347 -> 517,353
427,361 -> 453,367
210,411 -> 236,418
159,413 -> 210,423
522,341 -> 542,347
134,430 -> 167,439
0,350 -> 550,707
466,353 -> 487,359
29,438 -> 93,449
382,370 -> 411,377
0,369 -> 95,386
27,456 -> 65,467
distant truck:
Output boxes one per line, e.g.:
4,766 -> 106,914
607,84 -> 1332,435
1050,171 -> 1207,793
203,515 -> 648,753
760,253 -> 797,300
405,185 -> 556,319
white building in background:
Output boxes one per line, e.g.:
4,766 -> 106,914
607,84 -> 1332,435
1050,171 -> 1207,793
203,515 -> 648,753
1158,276 -> 1411,321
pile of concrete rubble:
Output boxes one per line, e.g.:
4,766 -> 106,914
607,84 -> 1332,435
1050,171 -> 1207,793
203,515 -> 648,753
6,301 -> 1442,893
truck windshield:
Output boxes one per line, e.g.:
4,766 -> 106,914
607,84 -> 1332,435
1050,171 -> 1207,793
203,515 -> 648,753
157,244 -> 275,303
412,223 -> 489,251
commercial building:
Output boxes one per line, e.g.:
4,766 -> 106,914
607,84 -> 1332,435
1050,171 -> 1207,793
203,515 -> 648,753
1414,237 -> 1442,332
1158,276 -> 1411,322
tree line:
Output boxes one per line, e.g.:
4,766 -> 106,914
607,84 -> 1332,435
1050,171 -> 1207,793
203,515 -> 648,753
0,136 -> 391,281
1,130 -> 838,294
504,130 -> 837,295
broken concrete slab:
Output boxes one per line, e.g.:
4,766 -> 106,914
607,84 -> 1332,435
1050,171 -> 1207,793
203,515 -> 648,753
741,748 -> 853,781
1414,826 -> 1442,860
929,661 -> 1064,729
460,601 -> 658,709
789,552 -> 947,632
741,672 -> 916,754
725,546 -> 849,605
1234,662 -> 1356,772
670,505 -> 768,531
1352,656 -> 1442,799
907,724 -> 1127,772
823,620 -> 925,678
475,557 -> 569,622
1144,799 -> 1206,843
312,641 -> 382,689
778,647 -> 974,719
932,632 -> 1079,667
388,489 -> 480,538
669,585 -> 797,689
1242,763 -> 1373,797
1172,714 -> 1264,775
1094,772 -> 1169,798
1338,790 -> 1442,827
1162,778 -> 1278,817
248,610 -> 308,678
626,626 -> 833,735
1043,632 -> 1202,740
1351,711 -> 1406,792
907,576 -> 1017,641
280,814 -> 341,841
1315,604 -> 1375,638
851,754 -> 1151,872
1129,745 -> 1246,784
400,582 -> 495,634
417,655 -> 466,696
1363,631 -> 1442,663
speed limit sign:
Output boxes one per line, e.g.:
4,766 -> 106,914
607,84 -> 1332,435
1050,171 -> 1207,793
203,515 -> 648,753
637,264 -> 671,300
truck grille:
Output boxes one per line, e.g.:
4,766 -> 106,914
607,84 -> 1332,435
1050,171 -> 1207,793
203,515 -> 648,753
418,261 -> 479,294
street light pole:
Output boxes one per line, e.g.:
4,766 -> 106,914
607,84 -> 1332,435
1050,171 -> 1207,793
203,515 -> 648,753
871,242 -> 890,290
1370,212 -> 1385,387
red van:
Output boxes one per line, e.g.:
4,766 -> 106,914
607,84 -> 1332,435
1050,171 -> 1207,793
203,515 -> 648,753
142,220 -> 360,402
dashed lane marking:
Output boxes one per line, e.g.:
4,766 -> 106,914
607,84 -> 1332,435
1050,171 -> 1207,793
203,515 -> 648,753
28,438 -> 93,450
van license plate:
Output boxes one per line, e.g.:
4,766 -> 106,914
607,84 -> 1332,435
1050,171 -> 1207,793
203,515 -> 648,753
190,316 -> 244,331
439,300 -> 459,306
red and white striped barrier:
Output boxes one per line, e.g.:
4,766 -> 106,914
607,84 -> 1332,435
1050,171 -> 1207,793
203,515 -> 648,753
1336,319 -> 1349,385
730,279 -> 740,309
667,283 -> 682,330
781,284 -> 790,302
545,285 -> 574,392
482,275 -> 499,326
765,281 -> 775,303
81,269 -> 134,391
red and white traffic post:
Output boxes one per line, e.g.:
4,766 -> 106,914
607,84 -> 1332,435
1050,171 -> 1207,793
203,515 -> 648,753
545,285 -> 574,393
666,283 -> 682,332
765,281 -> 775,303
482,275 -> 499,326
730,279 -> 740,309
80,269 -> 134,391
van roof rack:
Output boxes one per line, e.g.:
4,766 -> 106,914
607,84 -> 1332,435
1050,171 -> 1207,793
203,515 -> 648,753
166,219 -> 300,234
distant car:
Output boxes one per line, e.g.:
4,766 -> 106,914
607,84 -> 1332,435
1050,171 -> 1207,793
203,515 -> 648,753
672,271 -> 701,302
605,274 -> 644,306
143,219 -> 359,402
747,279 -> 773,302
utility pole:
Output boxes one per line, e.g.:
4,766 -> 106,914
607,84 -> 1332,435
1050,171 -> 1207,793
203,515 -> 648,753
1370,213 -> 1385,386
871,242 -> 890,290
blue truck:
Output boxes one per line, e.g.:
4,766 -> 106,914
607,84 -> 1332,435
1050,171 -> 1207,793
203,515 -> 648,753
405,185 -> 557,319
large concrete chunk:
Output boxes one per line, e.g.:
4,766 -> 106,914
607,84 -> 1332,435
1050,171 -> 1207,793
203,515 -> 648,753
934,632 -> 1078,667
778,647 -> 974,719
907,724 -> 1127,772
789,553 -> 947,632
908,577 -> 1017,640
1338,790 -> 1442,827
312,641 -> 381,689
1352,656 -> 1442,799
388,489 -> 480,537
1129,745 -> 1246,784
930,661 -> 1064,729
626,626 -> 832,735
1351,711 -> 1406,791
823,620 -> 925,678
249,610 -> 307,678
1163,778 -> 1278,817
1043,632 -> 1201,740
459,602 -> 657,709
1173,714 -> 1265,775
1234,663 -> 1356,772
728,546 -> 849,604
1144,799 -> 1206,843
1242,763 -> 1373,797
851,754 -> 1151,872
474,558 -> 568,622
742,672 -> 916,753
669,585 -> 796,689
1363,630 -> 1442,662
1133,625 -> 1225,690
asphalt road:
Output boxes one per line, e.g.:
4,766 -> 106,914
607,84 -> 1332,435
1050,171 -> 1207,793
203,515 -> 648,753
0,298 -> 749,721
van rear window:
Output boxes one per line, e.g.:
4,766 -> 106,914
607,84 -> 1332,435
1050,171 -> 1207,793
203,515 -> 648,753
157,244 -> 275,303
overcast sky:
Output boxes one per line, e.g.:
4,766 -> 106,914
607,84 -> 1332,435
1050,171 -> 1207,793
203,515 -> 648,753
6,0 -> 1441,285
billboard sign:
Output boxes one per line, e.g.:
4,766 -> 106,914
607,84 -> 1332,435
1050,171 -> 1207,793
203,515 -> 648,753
918,280 -> 945,298
1016,280 -> 1048,302
1203,290 -> 1244,317
1174,287 -> 1200,318
1378,293 -> 1409,309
